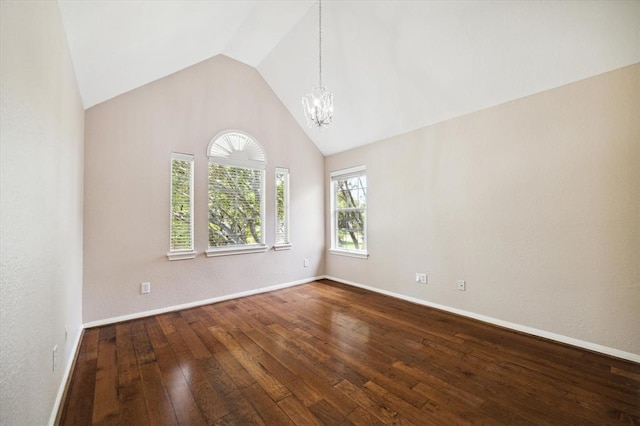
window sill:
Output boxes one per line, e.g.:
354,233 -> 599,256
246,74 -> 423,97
167,251 -> 198,261
206,244 -> 268,257
329,248 -> 369,259
273,243 -> 292,251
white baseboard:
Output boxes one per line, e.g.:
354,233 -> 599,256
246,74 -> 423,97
83,276 -> 323,329
51,274 -> 637,424
48,328 -> 84,426
77,271 -> 639,361
324,275 -> 640,364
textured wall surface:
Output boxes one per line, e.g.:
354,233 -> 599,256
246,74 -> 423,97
325,64 -> 640,355
0,1 -> 85,424
83,55 -> 325,323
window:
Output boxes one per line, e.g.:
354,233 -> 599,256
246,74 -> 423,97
207,131 -> 267,257
330,166 -> 368,258
274,168 -> 291,250
168,153 -> 196,260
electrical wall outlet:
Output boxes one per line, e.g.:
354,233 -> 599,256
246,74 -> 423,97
415,273 -> 427,284
457,280 -> 466,291
141,282 -> 151,294
303,258 -> 309,267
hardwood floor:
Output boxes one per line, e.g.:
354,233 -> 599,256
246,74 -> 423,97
59,279 -> 640,425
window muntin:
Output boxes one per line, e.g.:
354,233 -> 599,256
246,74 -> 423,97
168,153 -> 196,260
275,168 -> 291,248
331,166 -> 368,257
207,131 -> 267,256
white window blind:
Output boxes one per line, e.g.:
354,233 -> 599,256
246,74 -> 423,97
275,168 -> 290,248
169,153 -> 194,257
208,163 -> 265,248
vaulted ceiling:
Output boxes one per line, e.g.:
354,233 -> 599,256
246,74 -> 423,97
57,0 -> 640,155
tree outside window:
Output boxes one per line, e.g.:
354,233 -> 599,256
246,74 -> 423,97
331,166 -> 367,257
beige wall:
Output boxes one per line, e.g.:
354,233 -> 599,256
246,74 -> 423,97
326,64 -> 640,356
83,55 -> 325,323
0,1 -> 85,424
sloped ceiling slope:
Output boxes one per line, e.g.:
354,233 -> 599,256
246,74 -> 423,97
58,0 -> 640,155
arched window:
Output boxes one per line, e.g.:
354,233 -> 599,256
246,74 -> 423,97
206,131 -> 267,256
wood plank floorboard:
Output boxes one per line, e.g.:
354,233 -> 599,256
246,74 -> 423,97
59,279 -> 640,425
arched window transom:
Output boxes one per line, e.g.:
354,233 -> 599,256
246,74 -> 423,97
207,131 -> 266,169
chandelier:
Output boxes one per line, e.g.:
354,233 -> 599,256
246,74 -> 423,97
302,0 -> 333,128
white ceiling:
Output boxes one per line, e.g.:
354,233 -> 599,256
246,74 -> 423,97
57,0 -> 640,156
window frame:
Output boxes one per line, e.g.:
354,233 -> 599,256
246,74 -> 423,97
167,152 -> 197,260
329,165 -> 369,259
274,167 -> 291,250
205,130 -> 268,257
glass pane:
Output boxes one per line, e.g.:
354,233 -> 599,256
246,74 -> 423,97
335,175 -> 367,209
336,210 -> 365,250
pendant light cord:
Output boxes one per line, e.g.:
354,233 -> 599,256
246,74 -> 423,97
318,0 -> 323,87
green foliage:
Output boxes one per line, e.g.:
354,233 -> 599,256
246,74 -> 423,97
335,176 -> 366,250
